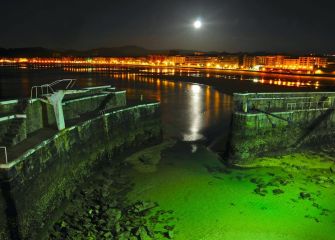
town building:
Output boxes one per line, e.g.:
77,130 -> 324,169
243,55 -> 256,69
219,55 -> 240,69
243,54 -> 328,72
169,56 -> 186,65
185,55 -> 212,67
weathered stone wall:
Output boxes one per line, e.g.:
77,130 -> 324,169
46,91 -> 127,125
25,101 -> 44,134
12,120 -> 27,147
233,92 -> 335,113
0,103 -> 161,240
63,91 -> 126,120
229,92 -> 335,164
0,90 -> 127,142
0,100 -> 19,114
0,120 -> 12,143
0,99 -> 43,138
0,118 -> 27,148
0,100 -> 25,144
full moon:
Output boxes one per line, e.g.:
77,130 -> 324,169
193,20 -> 202,29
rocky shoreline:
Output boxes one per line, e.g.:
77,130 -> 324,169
47,143 -> 335,239
48,158 -> 175,240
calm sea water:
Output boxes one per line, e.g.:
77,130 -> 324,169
1,66 -> 334,145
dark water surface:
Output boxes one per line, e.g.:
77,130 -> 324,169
1,66 -> 335,145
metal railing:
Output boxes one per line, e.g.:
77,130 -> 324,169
0,146 -> 8,164
287,100 -> 334,111
30,79 -> 76,99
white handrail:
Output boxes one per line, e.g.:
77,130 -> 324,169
287,100 -> 333,111
0,146 -> 8,164
30,79 -> 76,99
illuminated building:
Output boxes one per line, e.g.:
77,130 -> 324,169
299,57 -> 327,68
243,55 -> 256,69
0,54 -> 330,74
243,55 -> 267,69
283,58 -> 299,68
148,55 -> 168,64
185,55 -> 211,67
218,55 -> 240,69
243,54 -> 329,72
169,56 -> 186,65
255,56 -> 267,65
264,55 -> 285,67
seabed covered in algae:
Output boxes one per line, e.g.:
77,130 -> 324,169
49,140 -> 335,240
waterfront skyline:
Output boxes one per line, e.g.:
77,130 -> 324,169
1,0 -> 334,53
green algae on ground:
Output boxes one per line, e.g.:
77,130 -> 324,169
236,152 -> 335,170
125,140 -> 176,173
47,140 -> 335,240
127,141 -> 335,240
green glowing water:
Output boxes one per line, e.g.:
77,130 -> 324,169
126,141 -> 335,240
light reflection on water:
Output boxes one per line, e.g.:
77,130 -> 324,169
117,75 -> 231,143
183,84 -> 204,142
61,66 -> 334,90
1,65 -> 335,143
0,68 -> 232,144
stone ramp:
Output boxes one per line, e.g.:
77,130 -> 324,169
3,128 -> 57,164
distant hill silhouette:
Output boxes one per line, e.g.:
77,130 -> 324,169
0,47 -> 59,57
0,46 -> 296,57
0,46 -> 167,57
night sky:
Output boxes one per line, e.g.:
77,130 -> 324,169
1,0 -> 334,53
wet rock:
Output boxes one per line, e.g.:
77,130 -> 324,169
164,225 -> 174,231
144,226 -> 155,238
312,202 -> 321,209
139,154 -> 154,164
272,189 -> 284,195
133,226 -> 151,239
300,192 -> 311,199
305,214 -> 320,222
105,208 -> 122,222
103,231 -> 113,238
250,178 -> 263,184
317,176 -> 328,181
132,201 -> 158,214
163,230 -> 174,239
48,158 -> 174,240
254,187 -> 267,196
114,222 -> 121,234
117,231 -> 132,240
279,179 -> 290,186
266,177 -> 280,187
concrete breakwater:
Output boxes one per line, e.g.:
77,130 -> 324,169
0,84 -> 162,239
228,92 -> 335,164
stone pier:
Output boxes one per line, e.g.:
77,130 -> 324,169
0,85 -> 162,239
228,92 -> 335,164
